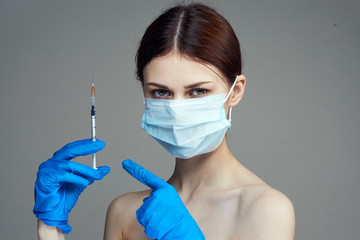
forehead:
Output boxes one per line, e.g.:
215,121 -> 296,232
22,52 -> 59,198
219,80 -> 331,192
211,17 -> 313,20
143,53 -> 227,87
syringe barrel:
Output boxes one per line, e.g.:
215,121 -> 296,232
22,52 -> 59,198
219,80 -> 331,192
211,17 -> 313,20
90,97 -> 96,106
91,115 -> 96,139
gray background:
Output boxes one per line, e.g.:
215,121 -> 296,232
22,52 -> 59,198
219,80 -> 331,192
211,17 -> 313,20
1,0 -> 359,239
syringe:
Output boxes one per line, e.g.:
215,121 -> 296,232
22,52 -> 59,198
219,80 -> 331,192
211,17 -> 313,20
91,77 -> 97,169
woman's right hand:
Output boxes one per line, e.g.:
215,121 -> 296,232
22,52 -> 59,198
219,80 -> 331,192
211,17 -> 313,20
33,139 -> 110,234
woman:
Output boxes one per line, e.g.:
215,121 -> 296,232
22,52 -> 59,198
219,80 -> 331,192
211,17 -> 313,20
34,3 -> 295,240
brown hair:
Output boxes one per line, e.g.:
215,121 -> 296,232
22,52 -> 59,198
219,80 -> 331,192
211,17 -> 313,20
136,3 -> 242,86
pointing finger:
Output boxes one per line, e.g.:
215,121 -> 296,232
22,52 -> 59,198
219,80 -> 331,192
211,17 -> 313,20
122,159 -> 168,190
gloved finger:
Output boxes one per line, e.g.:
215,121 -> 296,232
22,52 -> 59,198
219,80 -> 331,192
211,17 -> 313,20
59,161 -> 110,181
136,196 -> 153,227
75,166 -> 110,186
57,170 -> 90,189
52,139 -> 105,161
122,159 -> 168,190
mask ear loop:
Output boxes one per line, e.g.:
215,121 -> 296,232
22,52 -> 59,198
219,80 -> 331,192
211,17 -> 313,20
224,77 -> 238,122
142,90 -> 146,104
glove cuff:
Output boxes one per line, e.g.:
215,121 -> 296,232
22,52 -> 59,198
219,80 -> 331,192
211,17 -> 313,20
36,216 -> 72,234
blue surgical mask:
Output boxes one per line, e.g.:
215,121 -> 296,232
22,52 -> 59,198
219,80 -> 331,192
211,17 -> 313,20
141,79 -> 237,159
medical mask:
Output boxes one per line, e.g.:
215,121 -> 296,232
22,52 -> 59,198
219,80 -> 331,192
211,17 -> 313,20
141,79 -> 237,159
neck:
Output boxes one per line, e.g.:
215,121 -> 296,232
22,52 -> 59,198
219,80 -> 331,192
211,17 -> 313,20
168,138 -> 243,196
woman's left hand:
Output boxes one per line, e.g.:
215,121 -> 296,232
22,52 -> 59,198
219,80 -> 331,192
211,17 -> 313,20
122,159 -> 205,240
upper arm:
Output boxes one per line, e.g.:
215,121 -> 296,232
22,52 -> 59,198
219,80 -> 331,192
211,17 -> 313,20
242,189 -> 295,240
103,197 -> 124,240
103,191 -> 150,240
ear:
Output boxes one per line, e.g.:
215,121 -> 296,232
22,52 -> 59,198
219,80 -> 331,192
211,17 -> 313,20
228,75 -> 246,107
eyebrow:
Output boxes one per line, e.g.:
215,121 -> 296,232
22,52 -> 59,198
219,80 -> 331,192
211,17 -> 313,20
146,81 -> 212,89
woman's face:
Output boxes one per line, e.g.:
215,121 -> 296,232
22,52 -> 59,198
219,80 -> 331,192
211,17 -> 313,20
143,52 -> 231,100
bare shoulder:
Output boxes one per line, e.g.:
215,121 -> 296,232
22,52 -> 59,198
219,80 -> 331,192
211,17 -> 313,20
107,190 -> 150,216
104,190 -> 151,240
238,185 -> 295,240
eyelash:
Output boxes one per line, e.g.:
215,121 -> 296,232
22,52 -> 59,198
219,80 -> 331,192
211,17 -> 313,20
152,88 -> 209,98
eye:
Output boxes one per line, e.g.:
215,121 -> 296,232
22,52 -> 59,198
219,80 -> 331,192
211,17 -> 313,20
191,88 -> 208,97
152,89 -> 170,98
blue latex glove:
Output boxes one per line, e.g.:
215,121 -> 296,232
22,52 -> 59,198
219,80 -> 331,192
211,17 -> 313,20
33,139 -> 110,234
122,159 -> 205,240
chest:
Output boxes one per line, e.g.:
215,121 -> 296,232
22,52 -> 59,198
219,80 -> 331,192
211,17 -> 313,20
186,193 -> 244,240
124,191 -> 246,240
